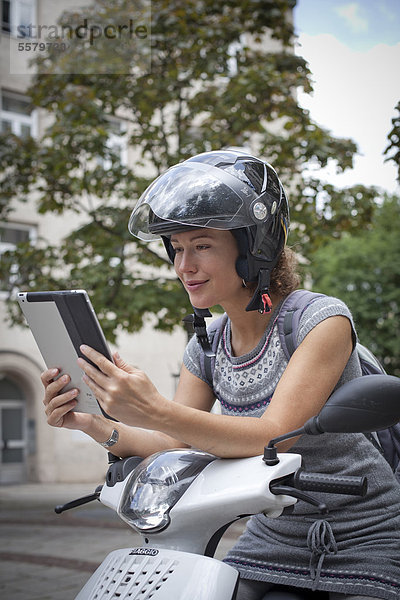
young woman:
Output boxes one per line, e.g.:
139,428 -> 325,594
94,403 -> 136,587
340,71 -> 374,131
42,150 -> 400,600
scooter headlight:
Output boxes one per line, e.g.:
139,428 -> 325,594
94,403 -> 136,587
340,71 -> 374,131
118,449 -> 217,533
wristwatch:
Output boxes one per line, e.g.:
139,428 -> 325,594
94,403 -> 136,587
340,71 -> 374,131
99,429 -> 119,448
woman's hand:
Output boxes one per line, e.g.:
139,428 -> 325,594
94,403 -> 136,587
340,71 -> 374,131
77,346 -> 168,428
41,368 -> 95,431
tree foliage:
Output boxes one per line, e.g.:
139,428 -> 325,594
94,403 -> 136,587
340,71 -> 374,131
310,196 -> 400,376
0,0 -> 386,342
384,100 -> 400,183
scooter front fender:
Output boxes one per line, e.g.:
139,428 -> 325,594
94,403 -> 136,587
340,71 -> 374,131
75,547 -> 238,600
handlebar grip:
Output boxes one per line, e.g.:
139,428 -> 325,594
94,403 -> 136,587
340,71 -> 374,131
294,468 -> 368,496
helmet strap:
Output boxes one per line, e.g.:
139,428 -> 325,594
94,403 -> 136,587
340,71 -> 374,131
245,268 -> 273,314
182,307 -> 215,358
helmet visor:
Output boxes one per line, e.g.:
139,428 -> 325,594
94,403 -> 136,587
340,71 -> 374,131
128,162 -> 258,240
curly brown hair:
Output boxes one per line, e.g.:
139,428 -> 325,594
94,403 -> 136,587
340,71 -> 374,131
242,246 -> 300,298
269,247 -> 301,297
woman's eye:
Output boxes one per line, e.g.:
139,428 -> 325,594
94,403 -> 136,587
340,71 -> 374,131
172,244 -> 210,253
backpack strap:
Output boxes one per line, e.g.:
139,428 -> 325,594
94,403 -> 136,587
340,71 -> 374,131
357,343 -> 386,375
200,313 -> 228,388
277,289 -> 326,361
199,290 -> 324,387
277,291 -> 400,479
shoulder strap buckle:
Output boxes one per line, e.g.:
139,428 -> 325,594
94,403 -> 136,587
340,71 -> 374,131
183,309 -> 215,358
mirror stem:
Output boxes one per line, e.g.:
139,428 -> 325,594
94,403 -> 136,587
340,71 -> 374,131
263,425 -> 306,465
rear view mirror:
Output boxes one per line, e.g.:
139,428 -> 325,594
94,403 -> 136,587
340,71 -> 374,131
306,375 -> 400,434
264,375 -> 400,465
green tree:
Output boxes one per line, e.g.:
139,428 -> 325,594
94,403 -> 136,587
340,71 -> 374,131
0,0 -> 378,340
384,100 -> 400,183
310,196 -> 400,376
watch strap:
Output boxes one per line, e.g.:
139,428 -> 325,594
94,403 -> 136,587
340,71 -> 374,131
99,428 -> 119,448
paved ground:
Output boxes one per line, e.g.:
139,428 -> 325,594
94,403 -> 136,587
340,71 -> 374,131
0,481 -> 246,599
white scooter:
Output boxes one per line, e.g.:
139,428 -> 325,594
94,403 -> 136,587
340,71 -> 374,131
55,375 -> 400,600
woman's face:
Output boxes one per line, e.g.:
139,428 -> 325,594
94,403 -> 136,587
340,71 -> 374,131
171,228 -> 243,310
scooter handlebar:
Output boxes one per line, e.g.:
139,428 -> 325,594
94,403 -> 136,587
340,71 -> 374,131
279,468 -> 368,497
294,468 -> 368,496
54,486 -> 102,514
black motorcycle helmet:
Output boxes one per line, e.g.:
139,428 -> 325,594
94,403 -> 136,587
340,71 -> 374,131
129,149 -> 289,314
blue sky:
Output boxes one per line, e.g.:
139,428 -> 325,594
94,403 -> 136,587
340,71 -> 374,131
295,0 -> 400,51
293,0 -> 400,193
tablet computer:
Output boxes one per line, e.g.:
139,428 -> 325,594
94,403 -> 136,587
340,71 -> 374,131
17,290 -> 115,419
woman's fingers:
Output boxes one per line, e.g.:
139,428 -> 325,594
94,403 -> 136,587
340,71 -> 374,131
79,345 -> 117,376
77,357 -> 109,388
45,385 -> 79,410
82,372 -> 106,403
43,374 -> 71,405
47,396 -> 78,427
41,367 -> 60,387
76,346 -> 161,427
45,385 -> 79,426
41,369 -> 95,431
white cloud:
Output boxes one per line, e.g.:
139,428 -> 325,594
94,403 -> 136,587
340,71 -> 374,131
296,33 -> 400,193
335,2 -> 368,33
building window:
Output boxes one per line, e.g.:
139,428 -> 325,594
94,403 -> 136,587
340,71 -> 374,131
0,90 -> 36,138
2,0 -> 11,33
0,222 -> 37,293
2,0 -> 36,37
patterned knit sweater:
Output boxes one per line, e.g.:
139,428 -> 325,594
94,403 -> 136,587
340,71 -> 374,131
183,295 -> 400,599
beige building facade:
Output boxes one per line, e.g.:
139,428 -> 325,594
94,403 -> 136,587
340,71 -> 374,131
0,0 -> 187,484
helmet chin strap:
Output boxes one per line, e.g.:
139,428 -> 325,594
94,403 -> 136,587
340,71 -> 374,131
182,307 -> 215,358
183,270 -> 273,356
183,263 -> 276,354
245,268 -> 273,314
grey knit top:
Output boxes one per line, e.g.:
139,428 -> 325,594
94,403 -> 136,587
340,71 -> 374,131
183,295 -> 400,599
